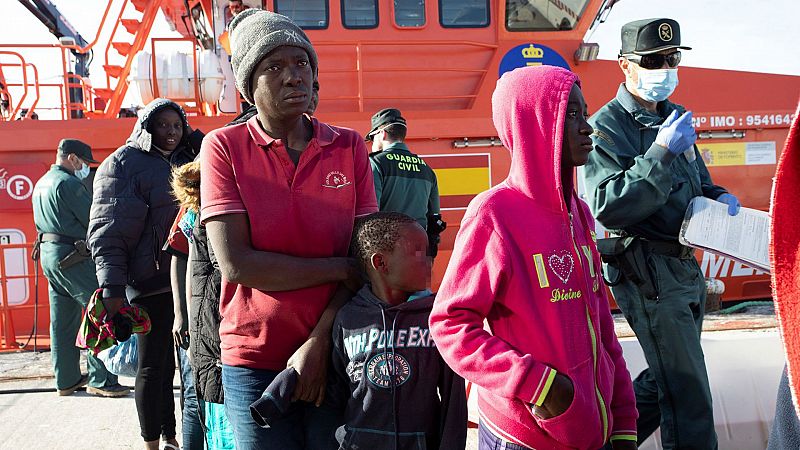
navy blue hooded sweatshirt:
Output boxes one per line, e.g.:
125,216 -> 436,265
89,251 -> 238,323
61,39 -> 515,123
326,286 -> 467,450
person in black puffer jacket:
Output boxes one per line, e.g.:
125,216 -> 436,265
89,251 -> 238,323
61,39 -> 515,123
88,98 -> 203,450
167,161 -> 228,449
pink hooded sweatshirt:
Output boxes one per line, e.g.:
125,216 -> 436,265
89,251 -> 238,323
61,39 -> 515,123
429,66 -> 637,449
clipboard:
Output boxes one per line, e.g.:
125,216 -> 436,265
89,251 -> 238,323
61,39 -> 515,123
679,196 -> 771,273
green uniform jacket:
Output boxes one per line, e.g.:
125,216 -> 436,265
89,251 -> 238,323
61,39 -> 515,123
32,164 -> 95,276
370,142 -> 440,230
32,165 -> 91,240
583,84 -> 727,241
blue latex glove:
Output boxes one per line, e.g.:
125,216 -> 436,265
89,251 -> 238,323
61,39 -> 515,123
655,110 -> 697,155
717,193 -> 740,216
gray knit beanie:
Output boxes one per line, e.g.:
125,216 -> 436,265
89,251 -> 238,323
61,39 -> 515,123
229,9 -> 318,105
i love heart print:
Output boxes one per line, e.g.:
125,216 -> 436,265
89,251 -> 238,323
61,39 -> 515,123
548,251 -> 574,284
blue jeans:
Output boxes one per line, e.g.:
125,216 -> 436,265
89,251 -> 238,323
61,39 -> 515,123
480,421 -> 612,450
178,347 -> 205,450
478,423 -> 530,450
221,364 -> 339,450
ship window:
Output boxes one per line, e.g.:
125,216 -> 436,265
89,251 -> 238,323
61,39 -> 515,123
394,0 -> 425,27
274,0 -> 329,29
342,0 -> 378,28
505,0 -> 590,31
439,0 -> 489,28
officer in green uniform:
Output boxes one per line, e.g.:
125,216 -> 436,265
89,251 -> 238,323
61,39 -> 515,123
582,19 -> 740,450
32,139 -> 129,397
366,108 -> 444,255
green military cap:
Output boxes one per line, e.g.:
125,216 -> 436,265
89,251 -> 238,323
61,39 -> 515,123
58,139 -> 98,163
366,108 -> 407,141
620,18 -> 692,56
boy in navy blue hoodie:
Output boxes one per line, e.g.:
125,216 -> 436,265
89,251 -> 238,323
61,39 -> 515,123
325,211 -> 467,450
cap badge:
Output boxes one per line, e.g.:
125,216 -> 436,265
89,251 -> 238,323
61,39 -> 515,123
659,23 -> 673,42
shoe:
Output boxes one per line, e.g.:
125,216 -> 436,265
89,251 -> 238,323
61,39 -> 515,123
57,374 -> 89,396
86,383 -> 131,398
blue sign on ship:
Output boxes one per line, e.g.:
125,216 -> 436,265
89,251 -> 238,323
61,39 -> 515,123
499,43 -> 571,77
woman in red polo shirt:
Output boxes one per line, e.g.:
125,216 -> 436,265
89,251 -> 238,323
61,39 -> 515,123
200,10 -> 376,450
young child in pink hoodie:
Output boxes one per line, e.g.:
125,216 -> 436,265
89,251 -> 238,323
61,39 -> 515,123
429,65 -> 638,450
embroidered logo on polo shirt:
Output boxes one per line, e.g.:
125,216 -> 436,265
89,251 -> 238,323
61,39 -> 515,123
323,171 -> 352,189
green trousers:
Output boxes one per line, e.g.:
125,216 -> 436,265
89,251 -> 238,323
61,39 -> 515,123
607,253 -> 717,450
40,242 -> 117,390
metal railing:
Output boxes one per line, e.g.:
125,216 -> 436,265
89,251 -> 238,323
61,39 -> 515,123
0,0 -> 120,121
0,44 -> 105,121
0,51 -> 36,121
56,0 -> 117,56
0,242 -> 46,352
102,0 -> 132,98
101,0 -> 164,119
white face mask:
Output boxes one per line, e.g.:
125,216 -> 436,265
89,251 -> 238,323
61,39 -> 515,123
74,160 -> 90,180
635,68 -> 679,102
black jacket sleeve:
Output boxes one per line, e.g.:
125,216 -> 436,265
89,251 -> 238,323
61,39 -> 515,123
325,321 -> 351,415
438,356 -> 468,449
187,129 -> 205,156
88,151 -> 148,298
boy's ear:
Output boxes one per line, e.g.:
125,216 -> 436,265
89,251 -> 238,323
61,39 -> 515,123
369,252 -> 388,274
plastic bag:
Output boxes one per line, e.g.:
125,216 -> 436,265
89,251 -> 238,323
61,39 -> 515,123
97,334 -> 139,378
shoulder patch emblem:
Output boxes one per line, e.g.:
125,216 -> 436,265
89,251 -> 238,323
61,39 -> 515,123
592,130 -> 615,147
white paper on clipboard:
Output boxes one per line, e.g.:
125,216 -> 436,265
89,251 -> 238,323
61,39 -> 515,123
679,196 -> 771,273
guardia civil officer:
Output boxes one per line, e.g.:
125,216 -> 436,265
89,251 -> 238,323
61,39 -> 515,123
32,139 -> 129,397
583,19 -> 740,449
367,108 -> 445,256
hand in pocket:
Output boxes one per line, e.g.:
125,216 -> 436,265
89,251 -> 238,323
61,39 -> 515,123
532,373 -> 574,419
